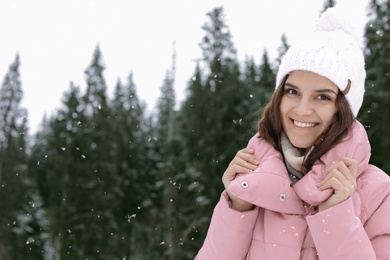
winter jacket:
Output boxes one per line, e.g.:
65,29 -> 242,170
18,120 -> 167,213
195,121 -> 390,259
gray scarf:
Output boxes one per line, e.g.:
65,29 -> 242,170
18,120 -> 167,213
281,132 -> 312,184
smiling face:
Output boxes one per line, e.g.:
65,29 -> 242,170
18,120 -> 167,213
280,70 -> 339,149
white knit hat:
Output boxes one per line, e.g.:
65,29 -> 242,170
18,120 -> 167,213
276,6 -> 366,117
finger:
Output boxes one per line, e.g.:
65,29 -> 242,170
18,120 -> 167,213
237,148 -> 259,166
317,169 -> 346,190
317,167 -> 352,190
318,176 -> 353,199
323,160 -> 355,184
228,149 -> 249,166
231,164 -> 254,175
326,158 -> 357,176
229,156 -> 257,171
334,160 -> 355,184
223,164 -> 254,182
324,160 -> 346,176
318,176 -> 343,192
340,157 -> 358,177
231,151 -> 258,170
318,163 -> 340,187
317,168 -> 356,195
234,148 -> 254,158
327,176 -> 354,199
222,164 -> 254,188
319,177 -> 351,210
324,160 -> 339,175
241,148 -> 255,155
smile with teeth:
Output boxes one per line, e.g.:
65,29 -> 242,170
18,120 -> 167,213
294,120 -> 317,128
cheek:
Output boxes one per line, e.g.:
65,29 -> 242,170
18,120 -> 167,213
279,101 -> 290,129
280,99 -> 288,116
322,109 -> 338,127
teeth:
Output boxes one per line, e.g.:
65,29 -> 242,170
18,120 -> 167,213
294,120 -> 316,128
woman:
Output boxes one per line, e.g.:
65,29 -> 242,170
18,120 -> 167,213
195,6 -> 390,260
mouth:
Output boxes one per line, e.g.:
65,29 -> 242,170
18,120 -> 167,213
293,120 -> 318,128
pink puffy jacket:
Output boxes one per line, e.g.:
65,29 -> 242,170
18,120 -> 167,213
195,121 -> 390,259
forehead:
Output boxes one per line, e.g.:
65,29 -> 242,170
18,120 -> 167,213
286,70 -> 339,92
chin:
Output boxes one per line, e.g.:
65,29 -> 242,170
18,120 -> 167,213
290,139 -> 312,149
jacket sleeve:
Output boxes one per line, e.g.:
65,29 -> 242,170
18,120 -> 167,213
195,191 -> 258,260
306,197 -> 378,260
363,193 -> 390,259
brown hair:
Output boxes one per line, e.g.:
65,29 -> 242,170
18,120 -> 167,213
257,75 -> 355,173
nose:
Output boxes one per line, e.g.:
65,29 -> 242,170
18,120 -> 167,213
294,98 -> 313,115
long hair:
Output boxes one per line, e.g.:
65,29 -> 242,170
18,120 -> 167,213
257,75 -> 355,173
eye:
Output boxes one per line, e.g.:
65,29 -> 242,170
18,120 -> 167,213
285,88 -> 298,95
316,94 -> 332,101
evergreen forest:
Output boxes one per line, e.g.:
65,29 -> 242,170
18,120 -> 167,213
0,1 -> 389,259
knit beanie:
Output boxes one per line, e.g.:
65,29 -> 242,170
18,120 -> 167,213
276,6 -> 366,117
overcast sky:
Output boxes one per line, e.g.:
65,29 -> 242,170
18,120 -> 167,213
0,0 -> 369,134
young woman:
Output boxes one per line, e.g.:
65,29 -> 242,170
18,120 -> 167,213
195,6 -> 390,260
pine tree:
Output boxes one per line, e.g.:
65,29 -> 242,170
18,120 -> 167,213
148,45 -> 198,259
0,54 -> 25,184
110,73 -> 150,258
200,6 -> 252,197
0,54 -> 32,258
241,50 -> 276,136
177,64 -> 211,240
258,50 -> 276,109
31,46 -> 121,259
359,0 -> 390,174
242,56 -> 262,132
77,45 -> 120,258
29,82 -> 90,258
154,68 -> 178,259
179,7 -> 252,249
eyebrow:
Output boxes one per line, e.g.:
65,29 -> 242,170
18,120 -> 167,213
284,83 -> 338,95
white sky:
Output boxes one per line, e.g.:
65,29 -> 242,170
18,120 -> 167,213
0,0 -> 369,134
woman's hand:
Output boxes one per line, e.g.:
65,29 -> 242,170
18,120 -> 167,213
317,157 -> 358,212
222,148 -> 259,212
